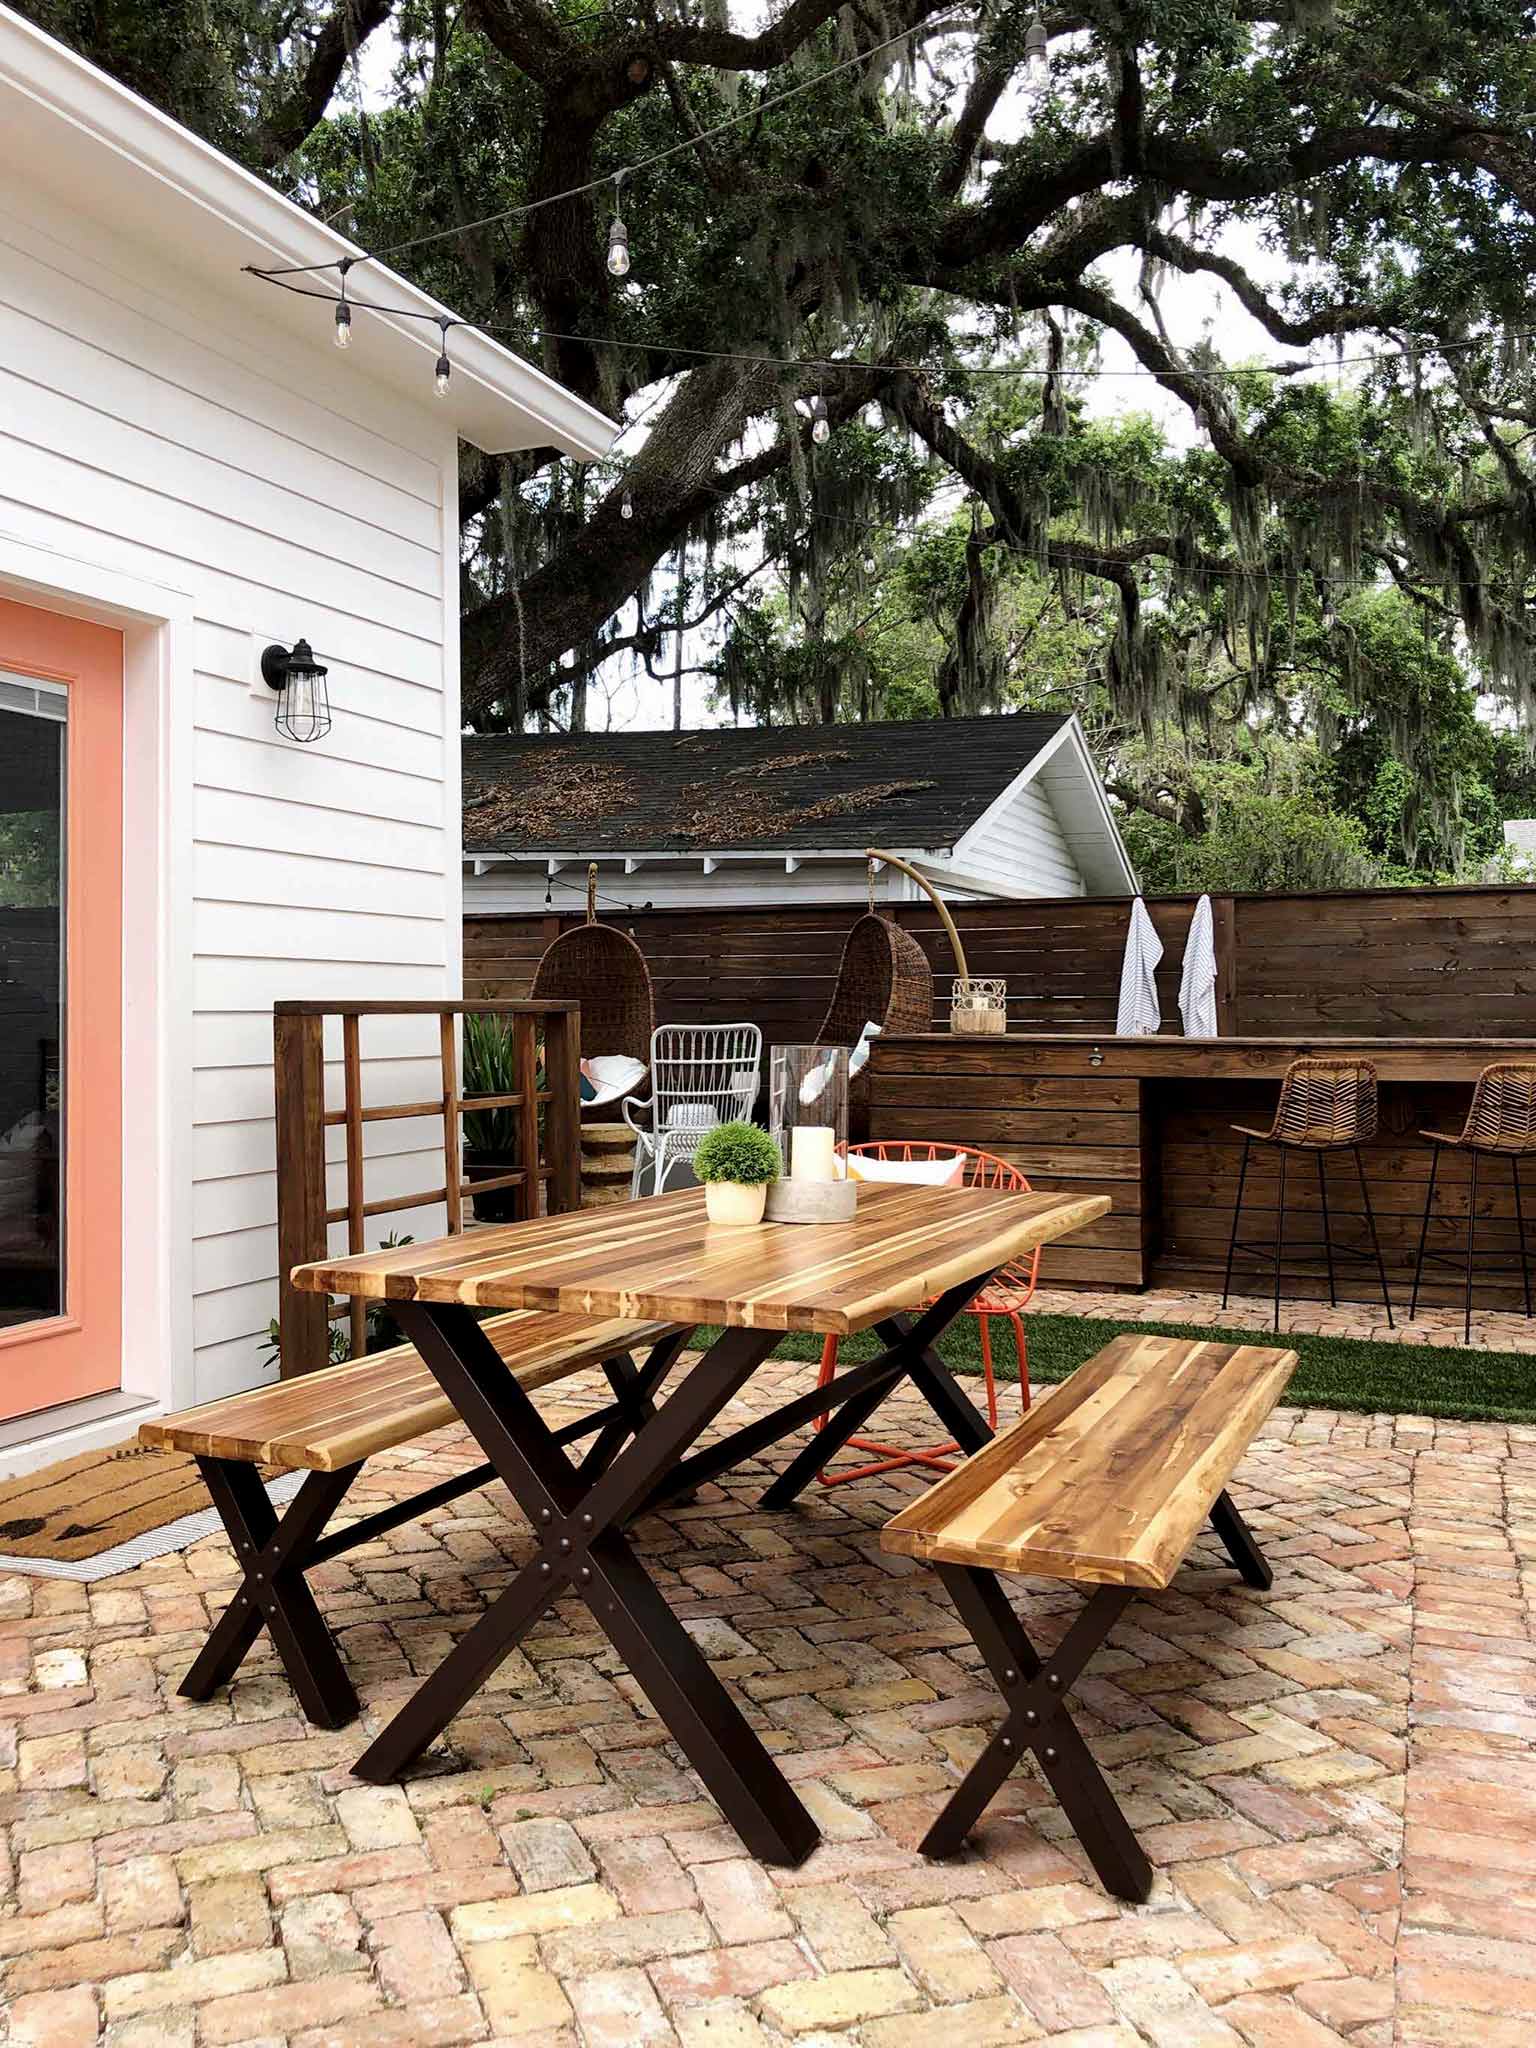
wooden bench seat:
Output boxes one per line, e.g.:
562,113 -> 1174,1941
140,1310 -> 678,1472
883,1332 -> 1297,1898
143,1310 -> 686,1730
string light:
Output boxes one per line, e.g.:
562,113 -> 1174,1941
810,396 -> 831,445
1194,396 -> 1210,436
863,553 -> 878,574
621,490 -> 635,519
607,174 -> 631,278
1024,9 -> 1050,94
435,316 -> 452,397
334,256 -> 353,348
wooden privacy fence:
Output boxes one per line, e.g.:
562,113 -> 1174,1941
466,884 -> 1536,1044
274,1000 -> 581,1379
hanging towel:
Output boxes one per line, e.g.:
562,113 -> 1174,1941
1179,894 -> 1220,1038
1115,898 -> 1164,1036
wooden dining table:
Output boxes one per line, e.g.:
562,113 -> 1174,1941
290,1179 -> 1109,1865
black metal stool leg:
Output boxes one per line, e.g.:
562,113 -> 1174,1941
1353,1145 -> 1395,1328
1315,1150 -> 1337,1308
1222,1136 -> 1251,1309
1272,1141 -> 1288,1333
1465,1147 -> 1479,1344
1514,1154 -> 1533,1321
1410,1143 -> 1439,1322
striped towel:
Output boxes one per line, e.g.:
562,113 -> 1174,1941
1179,894 -> 1220,1037
1115,898 -> 1164,1036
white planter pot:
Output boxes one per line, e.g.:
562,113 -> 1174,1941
704,1179 -> 769,1226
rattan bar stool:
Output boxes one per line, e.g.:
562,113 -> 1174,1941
1410,1062 -> 1536,1344
1222,1058 -> 1394,1331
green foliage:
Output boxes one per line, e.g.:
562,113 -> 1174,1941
691,1121 -> 781,1187
0,813 -> 60,908
1121,789 -> 1379,894
461,1014 -> 541,1155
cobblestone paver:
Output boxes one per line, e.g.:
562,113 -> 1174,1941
2,1357 -> 1533,2046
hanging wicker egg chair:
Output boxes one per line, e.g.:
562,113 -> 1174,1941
530,867 -> 655,1107
816,912 -> 934,1050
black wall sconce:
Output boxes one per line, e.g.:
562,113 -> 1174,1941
261,639 -> 331,743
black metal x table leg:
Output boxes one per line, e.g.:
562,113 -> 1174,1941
353,1306 -> 819,1864
921,1566 -> 1151,1900
1209,1488 -> 1273,1589
760,1271 -> 998,1510
182,1457 -> 364,1729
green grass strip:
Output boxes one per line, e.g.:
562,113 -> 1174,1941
694,1314 -> 1536,1426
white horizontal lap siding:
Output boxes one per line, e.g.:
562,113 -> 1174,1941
0,189 -> 462,1407
955,778 -> 1085,898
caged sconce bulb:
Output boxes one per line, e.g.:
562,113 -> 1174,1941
810,396 -> 830,446
261,637 -> 332,744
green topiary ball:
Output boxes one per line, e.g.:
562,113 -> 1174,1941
692,1120 -> 782,1186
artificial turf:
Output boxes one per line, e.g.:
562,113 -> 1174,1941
697,1313 -> 1536,1426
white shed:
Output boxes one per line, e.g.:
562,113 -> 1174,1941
463,714 -> 1137,914
0,6 -> 615,1472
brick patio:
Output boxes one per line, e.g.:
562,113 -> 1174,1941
2,1352 -> 1533,2048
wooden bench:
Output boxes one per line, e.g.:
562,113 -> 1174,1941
883,1331 -> 1298,1899
141,1310 -> 685,1729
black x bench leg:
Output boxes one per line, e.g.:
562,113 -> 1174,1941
182,1458 -> 364,1729
922,1497 -> 1275,1900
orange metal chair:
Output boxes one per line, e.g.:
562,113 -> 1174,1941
813,1140 -> 1039,1485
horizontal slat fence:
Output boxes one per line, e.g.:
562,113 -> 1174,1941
466,884 -> 1536,1044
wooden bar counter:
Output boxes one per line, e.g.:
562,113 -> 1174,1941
868,1035 -> 1536,1309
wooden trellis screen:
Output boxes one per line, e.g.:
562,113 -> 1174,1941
273,999 -> 581,1380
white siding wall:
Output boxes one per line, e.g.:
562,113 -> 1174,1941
952,775 -> 1086,897
1,187 -> 461,1408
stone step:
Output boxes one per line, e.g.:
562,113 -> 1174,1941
582,1151 -> 632,1176
582,1121 -> 636,1151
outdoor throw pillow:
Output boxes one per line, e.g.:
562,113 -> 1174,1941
845,1151 -> 966,1188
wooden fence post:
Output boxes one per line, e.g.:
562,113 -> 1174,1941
274,1007 -> 329,1380
543,1008 -> 582,1214
1212,896 -> 1239,1035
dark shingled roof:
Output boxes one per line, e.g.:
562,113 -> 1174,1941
463,715 -> 1073,855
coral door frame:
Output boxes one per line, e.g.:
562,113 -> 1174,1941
0,533 -> 194,1470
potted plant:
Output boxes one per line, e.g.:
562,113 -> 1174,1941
692,1120 -> 781,1225
462,1013 -> 541,1223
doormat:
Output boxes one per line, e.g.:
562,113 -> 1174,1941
0,1440 -> 302,1581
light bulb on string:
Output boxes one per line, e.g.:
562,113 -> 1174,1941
620,490 -> 634,520
1194,396 -> 1210,436
810,396 -> 830,446
606,174 -> 631,278
334,256 -> 353,349
863,554 -> 877,575
1024,10 -> 1050,94
434,318 -> 452,398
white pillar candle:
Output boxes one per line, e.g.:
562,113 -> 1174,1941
791,1125 -> 836,1182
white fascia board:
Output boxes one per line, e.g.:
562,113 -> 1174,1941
0,4 -> 617,460
952,717 -> 1138,895
461,845 -> 943,868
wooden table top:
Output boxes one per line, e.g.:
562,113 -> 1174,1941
291,1183 -> 1111,1337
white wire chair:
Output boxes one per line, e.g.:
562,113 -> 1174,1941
624,1024 -> 764,1196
